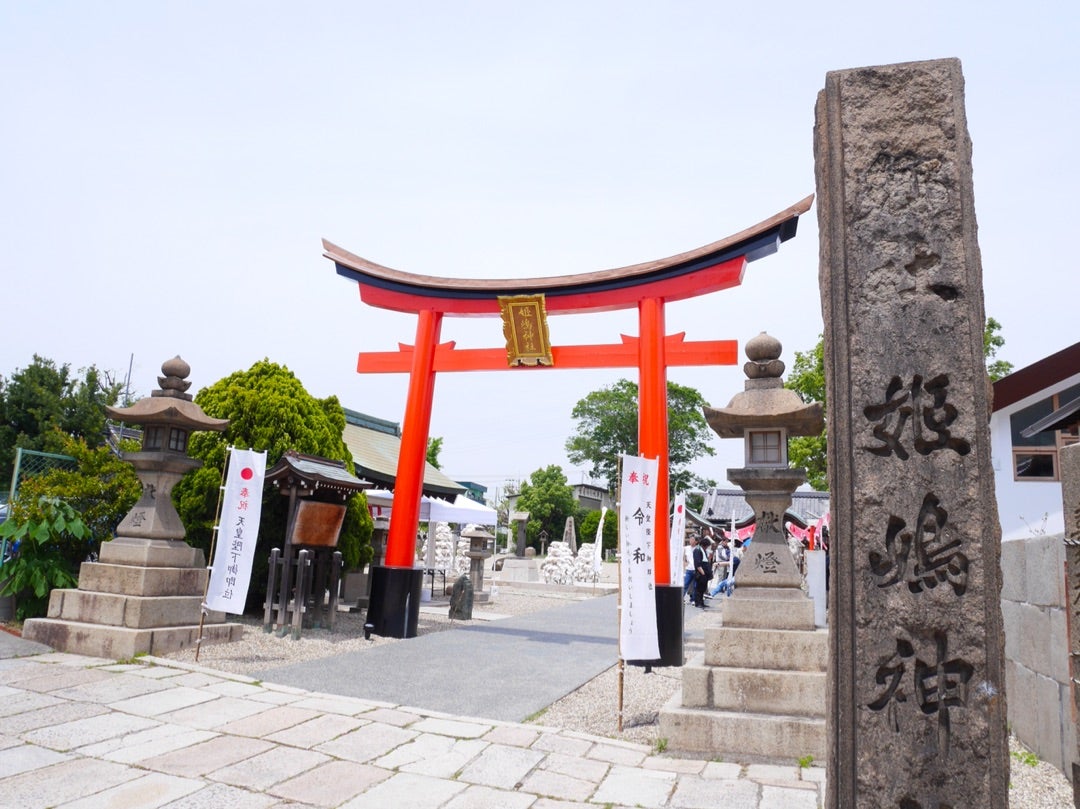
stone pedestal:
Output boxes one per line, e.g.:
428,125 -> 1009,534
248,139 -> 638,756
496,558 -> 539,583
22,538 -> 242,659
659,623 -> 828,761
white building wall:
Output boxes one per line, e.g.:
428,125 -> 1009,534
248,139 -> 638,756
1000,533 -> 1075,777
990,370 -> 1080,541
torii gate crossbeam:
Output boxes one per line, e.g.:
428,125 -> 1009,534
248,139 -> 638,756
325,194 -> 812,655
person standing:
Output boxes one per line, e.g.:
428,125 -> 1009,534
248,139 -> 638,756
692,536 -> 712,608
682,535 -> 698,602
709,535 -> 738,597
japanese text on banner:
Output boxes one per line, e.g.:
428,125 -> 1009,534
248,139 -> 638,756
205,448 -> 267,615
619,454 -> 660,661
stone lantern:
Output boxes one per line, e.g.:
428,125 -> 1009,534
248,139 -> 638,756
702,332 -> 823,625
658,332 -> 827,760
104,356 -> 229,565
461,525 -> 494,603
22,357 -> 241,658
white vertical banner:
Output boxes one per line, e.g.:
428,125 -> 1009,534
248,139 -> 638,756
618,454 -> 660,661
669,491 -> 686,586
205,448 -> 267,615
592,506 -> 608,576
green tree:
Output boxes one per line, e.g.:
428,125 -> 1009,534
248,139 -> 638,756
785,339 -> 828,491
173,360 -> 373,609
984,317 -> 1014,382
579,508 -> 618,554
514,465 -> 579,550
787,319 -> 1013,491
0,355 -> 122,486
565,379 -> 715,493
426,436 -> 444,469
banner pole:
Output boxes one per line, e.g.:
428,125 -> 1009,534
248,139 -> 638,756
196,446 -> 232,662
616,455 -> 624,732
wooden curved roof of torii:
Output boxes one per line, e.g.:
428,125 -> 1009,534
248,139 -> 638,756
325,195 -> 813,316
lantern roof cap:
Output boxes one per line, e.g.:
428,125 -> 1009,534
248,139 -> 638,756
105,356 -> 228,432
703,333 -> 824,438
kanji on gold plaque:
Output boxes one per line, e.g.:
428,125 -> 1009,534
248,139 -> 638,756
498,294 -> 553,366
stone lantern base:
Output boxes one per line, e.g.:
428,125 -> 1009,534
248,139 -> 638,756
22,537 -> 243,660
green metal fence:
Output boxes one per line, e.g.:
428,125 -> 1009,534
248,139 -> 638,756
9,448 -> 78,500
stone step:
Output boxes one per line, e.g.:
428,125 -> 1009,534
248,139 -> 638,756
658,693 -> 826,762
21,618 -> 243,661
704,625 -> 828,670
78,562 -> 208,598
47,588 -> 206,629
680,658 -> 826,717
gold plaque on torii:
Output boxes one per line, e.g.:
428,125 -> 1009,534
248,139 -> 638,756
498,294 -> 554,366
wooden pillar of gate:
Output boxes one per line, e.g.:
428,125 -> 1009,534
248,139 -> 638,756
638,297 -> 669,574
637,297 -> 682,668
385,309 -> 443,568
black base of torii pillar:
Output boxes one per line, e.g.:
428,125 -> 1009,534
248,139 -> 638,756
628,585 -> 685,669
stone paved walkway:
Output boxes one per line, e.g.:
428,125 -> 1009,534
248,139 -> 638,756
0,634 -> 825,808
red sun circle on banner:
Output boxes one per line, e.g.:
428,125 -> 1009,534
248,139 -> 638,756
241,468 -> 254,480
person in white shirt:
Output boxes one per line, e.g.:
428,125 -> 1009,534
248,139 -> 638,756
682,536 -> 697,602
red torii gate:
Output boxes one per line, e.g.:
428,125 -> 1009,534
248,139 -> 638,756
326,194 -> 812,652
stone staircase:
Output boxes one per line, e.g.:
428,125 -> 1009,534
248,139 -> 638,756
659,591 -> 827,762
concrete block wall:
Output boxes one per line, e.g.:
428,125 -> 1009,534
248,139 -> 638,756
1001,533 -> 1075,776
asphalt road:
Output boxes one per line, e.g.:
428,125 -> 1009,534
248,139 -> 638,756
250,593 -> 621,722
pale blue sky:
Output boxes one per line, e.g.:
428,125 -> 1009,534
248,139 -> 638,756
2,1 -> 1076,494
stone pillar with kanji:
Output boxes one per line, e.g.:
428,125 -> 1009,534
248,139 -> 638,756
816,58 -> 1008,808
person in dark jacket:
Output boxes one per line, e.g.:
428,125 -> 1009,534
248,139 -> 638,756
692,536 -> 712,608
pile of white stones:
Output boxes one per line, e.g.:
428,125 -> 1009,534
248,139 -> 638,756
540,540 -> 602,585
417,523 -> 470,575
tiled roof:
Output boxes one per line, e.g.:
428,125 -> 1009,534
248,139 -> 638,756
696,487 -> 830,527
342,420 -> 463,499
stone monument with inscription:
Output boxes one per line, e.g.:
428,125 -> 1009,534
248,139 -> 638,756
1060,442 -> 1080,802
816,59 -> 1008,808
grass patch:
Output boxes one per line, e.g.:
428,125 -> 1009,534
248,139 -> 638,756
1011,749 -> 1039,767
798,754 -> 814,769
523,707 -> 548,723
114,652 -> 150,666
654,737 -> 668,754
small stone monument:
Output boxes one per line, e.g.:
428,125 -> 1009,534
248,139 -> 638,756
22,357 -> 243,658
498,511 -> 539,582
448,574 -> 474,620
816,58 -> 1007,807
563,516 -> 577,555
511,511 -> 529,556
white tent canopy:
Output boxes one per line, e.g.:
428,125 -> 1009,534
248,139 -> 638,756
365,490 -> 496,525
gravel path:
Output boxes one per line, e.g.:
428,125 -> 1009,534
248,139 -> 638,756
160,585 -> 1072,807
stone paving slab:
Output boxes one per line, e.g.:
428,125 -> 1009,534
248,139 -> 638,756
23,710 -> 159,751
77,723 -> 219,764
267,759 -> 390,806
58,772 -> 205,809
0,614 -> 827,809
